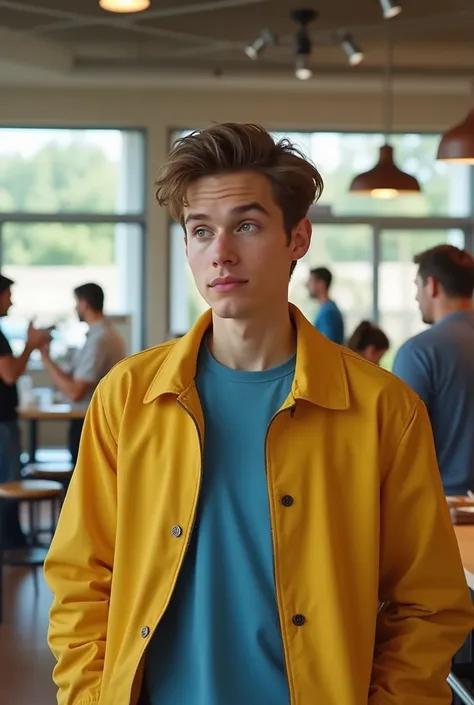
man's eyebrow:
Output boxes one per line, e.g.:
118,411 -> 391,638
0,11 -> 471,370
184,202 -> 269,225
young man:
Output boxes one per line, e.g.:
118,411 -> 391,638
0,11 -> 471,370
0,274 -> 51,544
307,266 -> 345,343
40,282 -> 126,464
45,124 -> 474,705
393,244 -> 474,495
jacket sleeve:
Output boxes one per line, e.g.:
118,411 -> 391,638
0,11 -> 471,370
44,384 -> 117,705
370,399 -> 474,705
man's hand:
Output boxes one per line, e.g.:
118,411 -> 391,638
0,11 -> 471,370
27,321 -> 53,350
0,321 -> 52,385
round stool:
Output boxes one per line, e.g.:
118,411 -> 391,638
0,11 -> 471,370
0,480 -> 63,625
23,463 -> 73,488
0,480 -> 63,545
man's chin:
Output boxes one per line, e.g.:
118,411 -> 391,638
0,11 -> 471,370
422,315 -> 434,325
209,301 -> 251,321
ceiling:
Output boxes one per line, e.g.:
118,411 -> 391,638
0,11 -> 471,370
0,0 -> 473,88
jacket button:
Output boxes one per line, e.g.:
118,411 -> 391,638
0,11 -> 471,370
171,525 -> 183,538
281,495 -> 294,507
292,614 -> 306,627
141,626 -> 150,638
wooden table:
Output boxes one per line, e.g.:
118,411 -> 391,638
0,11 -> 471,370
454,525 -> 474,591
18,405 -> 87,462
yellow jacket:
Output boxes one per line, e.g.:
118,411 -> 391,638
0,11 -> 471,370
45,305 -> 474,705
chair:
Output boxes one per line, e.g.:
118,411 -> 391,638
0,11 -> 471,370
0,479 -> 63,623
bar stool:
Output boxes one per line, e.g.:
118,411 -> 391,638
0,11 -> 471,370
23,462 -> 73,491
0,479 -> 63,623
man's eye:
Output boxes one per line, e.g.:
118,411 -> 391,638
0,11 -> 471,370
239,223 -> 257,232
194,228 -> 209,238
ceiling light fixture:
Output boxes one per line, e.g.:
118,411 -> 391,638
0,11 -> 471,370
99,0 -> 150,13
292,8 -> 317,81
378,0 -> 402,20
437,82 -> 474,164
245,28 -> 277,60
341,34 -> 364,66
295,55 -> 313,80
349,29 -> 421,198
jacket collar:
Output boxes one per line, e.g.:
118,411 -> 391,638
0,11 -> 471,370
143,304 -> 349,410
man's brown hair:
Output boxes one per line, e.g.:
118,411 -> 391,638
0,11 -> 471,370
155,122 -> 324,237
414,245 -> 474,299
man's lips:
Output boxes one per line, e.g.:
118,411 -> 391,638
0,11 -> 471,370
209,277 -> 248,290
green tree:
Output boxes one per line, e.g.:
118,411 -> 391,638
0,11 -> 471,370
0,140 -> 118,266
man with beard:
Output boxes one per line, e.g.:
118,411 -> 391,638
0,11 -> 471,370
393,244 -> 474,495
40,282 -> 126,464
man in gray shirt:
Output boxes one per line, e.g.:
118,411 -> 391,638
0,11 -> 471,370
393,245 -> 474,495
41,283 -> 126,464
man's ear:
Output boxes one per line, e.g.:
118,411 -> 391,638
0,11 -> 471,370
291,218 -> 312,262
427,275 -> 439,298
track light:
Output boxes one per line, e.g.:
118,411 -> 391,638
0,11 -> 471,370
99,0 -> 150,12
379,0 -> 402,19
292,8 -> 317,81
245,28 -> 277,60
295,55 -> 312,80
341,34 -> 364,66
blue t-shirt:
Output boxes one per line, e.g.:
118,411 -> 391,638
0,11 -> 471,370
314,300 -> 344,344
393,311 -> 474,495
145,343 -> 294,705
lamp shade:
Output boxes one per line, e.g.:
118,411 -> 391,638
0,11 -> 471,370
99,0 -> 150,12
437,107 -> 474,164
349,144 -> 421,199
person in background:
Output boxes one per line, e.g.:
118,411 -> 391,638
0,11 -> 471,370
347,320 -> 389,366
0,273 -> 51,546
393,244 -> 474,496
307,266 -> 344,343
45,124 -> 473,705
40,282 -> 126,465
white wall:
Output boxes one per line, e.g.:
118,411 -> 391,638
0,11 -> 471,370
0,83 -> 469,345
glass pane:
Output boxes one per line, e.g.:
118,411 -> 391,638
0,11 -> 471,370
272,132 -> 470,218
169,223 -> 208,336
379,229 -> 465,369
289,224 -> 374,336
0,128 -> 145,214
0,221 -> 143,357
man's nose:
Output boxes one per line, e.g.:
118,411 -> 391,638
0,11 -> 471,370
211,232 -> 238,267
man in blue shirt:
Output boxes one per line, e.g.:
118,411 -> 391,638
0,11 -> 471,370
393,244 -> 474,495
307,266 -> 345,343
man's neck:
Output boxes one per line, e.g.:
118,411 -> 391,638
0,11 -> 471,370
85,311 -> 105,327
208,307 -> 296,372
318,293 -> 330,305
434,298 -> 473,323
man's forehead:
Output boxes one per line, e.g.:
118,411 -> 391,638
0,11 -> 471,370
185,171 -> 272,206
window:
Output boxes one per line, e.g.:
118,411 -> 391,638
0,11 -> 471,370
272,132 -> 470,218
1,222 -> 142,358
289,224 -> 373,337
0,127 -> 145,357
0,128 -> 144,214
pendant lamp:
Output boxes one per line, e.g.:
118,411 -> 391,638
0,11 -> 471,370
437,83 -> 474,164
349,32 -> 421,198
99,0 -> 150,12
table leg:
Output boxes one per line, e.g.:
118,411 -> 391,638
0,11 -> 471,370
28,420 -> 38,463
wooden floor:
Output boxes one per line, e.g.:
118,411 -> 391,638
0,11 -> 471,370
0,562 -> 56,703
